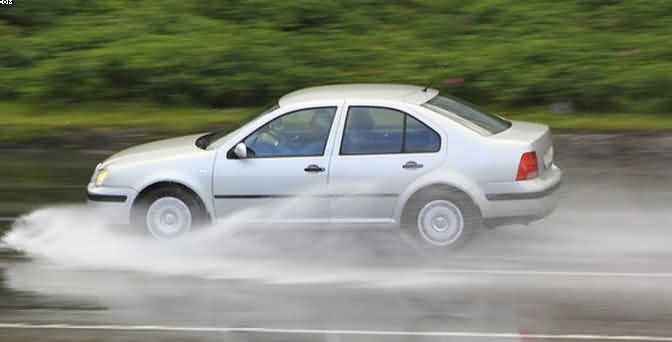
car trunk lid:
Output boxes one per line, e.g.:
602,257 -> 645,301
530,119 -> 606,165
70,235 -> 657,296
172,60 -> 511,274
491,120 -> 554,174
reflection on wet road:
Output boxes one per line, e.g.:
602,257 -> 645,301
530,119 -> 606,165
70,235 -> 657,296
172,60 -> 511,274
1,134 -> 672,341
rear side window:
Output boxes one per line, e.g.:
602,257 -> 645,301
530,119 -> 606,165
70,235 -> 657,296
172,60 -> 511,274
405,115 -> 441,153
423,95 -> 511,135
340,106 -> 440,155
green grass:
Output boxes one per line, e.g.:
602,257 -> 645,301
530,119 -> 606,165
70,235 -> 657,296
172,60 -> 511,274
4,0 -> 672,112
505,109 -> 672,131
2,102 -> 672,145
0,102 -> 258,143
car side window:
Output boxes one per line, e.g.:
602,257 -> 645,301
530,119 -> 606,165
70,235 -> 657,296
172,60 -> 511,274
341,107 -> 404,155
243,107 -> 336,158
340,106 -> 440,155
405,115 -> 441,153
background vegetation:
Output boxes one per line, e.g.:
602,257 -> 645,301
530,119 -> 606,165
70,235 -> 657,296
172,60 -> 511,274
2,0 -> 671,114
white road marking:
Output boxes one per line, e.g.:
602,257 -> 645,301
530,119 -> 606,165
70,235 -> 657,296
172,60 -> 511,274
427,269 -> 672,278
0,323 -> 671,340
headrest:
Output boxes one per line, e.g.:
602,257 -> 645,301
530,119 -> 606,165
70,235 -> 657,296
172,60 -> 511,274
347,108 -> 374,130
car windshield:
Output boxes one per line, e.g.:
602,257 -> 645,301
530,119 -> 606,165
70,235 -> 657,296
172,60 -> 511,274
203,103 -> 279,149
422,95 -> 511,135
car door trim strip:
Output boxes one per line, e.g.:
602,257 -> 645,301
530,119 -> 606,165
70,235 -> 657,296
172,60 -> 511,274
214,193 -> 398,199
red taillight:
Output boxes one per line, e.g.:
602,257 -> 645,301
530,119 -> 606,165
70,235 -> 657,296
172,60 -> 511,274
516,152 -> 539,181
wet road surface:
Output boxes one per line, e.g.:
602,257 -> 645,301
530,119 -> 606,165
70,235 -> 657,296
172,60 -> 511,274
1,134 -> 671,341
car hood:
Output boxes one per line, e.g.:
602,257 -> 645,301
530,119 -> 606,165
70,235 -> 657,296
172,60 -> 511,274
102,133 -> 207,167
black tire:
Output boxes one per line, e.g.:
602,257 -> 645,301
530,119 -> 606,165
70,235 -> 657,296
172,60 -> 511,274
131,186 -> 208,239
401,187 -> 482,250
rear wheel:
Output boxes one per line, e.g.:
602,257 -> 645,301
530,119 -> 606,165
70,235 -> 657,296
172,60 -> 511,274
402,188 -> 482,249
132,186 -> 207,239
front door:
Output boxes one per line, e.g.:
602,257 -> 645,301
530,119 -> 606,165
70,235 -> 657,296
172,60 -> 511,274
212,106 -> 338,223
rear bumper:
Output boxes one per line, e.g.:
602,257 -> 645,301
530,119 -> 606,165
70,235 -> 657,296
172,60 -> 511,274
86,183 -> 137,225
480,164 -> 562,222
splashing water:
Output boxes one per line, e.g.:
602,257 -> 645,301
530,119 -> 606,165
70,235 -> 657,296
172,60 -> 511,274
1,203 -> 446,287
3,176 -> 672,287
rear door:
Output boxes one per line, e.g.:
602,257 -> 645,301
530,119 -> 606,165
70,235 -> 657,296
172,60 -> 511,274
327,103 -> 445,224
212,105 -> 342,223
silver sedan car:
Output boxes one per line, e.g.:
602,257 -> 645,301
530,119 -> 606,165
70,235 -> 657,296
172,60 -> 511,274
87,84 -> 562,247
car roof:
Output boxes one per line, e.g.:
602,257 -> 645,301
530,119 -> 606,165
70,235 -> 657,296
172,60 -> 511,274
278,84 -> 439,107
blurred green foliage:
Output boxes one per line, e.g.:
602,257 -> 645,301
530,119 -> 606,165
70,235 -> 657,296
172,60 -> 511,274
1,0 -> 671,112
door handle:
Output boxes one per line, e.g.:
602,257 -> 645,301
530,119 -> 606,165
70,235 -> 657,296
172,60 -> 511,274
402,161 -> 424,169
304,164 -> 325,173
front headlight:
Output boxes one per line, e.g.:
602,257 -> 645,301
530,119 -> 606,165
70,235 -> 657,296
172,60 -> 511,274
95,169 -> 108,187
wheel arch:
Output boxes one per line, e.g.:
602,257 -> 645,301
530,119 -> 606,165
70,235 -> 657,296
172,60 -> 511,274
133,181 -> 212,222
395,182 -> 483,226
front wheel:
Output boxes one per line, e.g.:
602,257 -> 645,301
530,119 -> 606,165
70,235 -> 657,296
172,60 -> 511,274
402,189 -> 482,249
132,186 -> 207,239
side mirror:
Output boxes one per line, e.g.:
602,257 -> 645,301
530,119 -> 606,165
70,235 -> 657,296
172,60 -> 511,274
233,142 -> 248,159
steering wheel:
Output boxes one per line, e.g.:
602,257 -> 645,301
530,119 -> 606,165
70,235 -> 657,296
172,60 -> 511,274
265,130 -> 286,147
247,129 -> 286,156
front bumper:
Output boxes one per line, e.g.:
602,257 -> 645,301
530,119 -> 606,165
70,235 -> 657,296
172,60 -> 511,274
86,183 -> 138,225
480,164 -> 563,222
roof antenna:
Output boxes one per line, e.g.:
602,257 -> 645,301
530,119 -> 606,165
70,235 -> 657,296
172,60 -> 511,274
423,78 -> 438,92
423,65 -> 450,92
